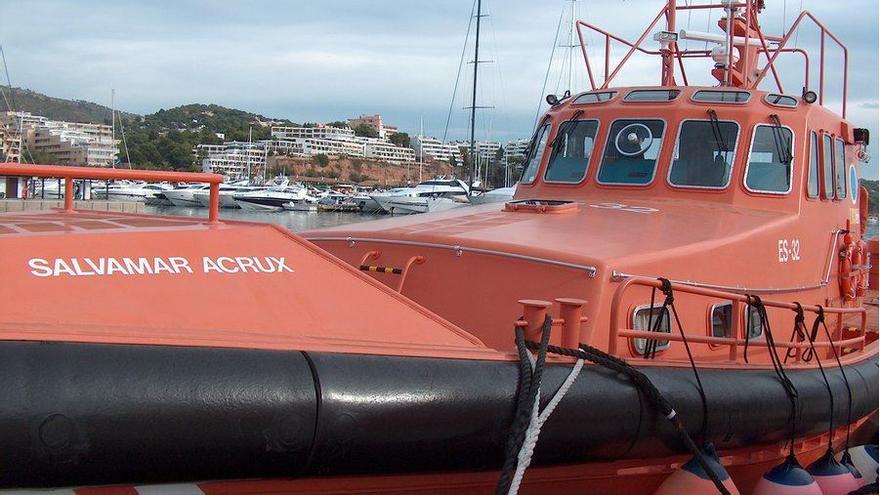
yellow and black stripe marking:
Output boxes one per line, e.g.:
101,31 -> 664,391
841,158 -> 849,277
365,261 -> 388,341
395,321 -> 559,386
359,265 -> 403,275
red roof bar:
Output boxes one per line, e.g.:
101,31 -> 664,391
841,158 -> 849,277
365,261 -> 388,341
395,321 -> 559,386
0,163 -> 224,223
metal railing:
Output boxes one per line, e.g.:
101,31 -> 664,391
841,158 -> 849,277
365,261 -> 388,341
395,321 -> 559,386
0,163 -> 224,223
609,276 -> 867,362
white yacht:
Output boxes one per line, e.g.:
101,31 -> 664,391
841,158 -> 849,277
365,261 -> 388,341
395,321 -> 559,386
163,184 -> 210,207
193,184 -> 265,209
469,185 -> 517,205
378,196 -> 467,215
93,182 -> 172,201
370,178 -> 470,215
233,185 -> 308,212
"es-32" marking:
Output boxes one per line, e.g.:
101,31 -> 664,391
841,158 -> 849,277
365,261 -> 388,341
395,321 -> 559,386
777,239 -> 800,263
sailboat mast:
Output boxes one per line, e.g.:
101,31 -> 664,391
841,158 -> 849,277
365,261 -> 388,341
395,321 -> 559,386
111,88 -> 116,168
418,116 -> 423,183
467,0 -> 482,198
567,0 -> 575,93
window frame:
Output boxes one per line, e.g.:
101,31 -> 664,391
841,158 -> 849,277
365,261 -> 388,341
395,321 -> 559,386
543,118 -> 602,185
764,93 -> 799,109
666,118 -> 741,191
822,132 -> 836,200
742,123 -> 795,196
518,121 -> 553,186
623,89 -> 682,103
691,90 -> 752,105
572,91 -> 617,105
630,303 -> 672,356
834,138 -> 848,200
708,302 -> 734,348
806,131 -> 820,199
596,117 -> 668,187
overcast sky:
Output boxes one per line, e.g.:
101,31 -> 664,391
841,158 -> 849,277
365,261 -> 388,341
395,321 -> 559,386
1,0 -> 878,177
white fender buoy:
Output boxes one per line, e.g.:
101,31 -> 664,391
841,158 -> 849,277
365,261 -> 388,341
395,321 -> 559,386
838,449 -> 867,488
753,455 -> 823,495
806,450 -> 861,495
841,445 -> 879,485
653,444 -> 740,495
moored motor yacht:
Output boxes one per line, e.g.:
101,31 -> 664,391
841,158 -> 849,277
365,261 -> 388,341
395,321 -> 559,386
370,177 -> 470,214
469,184 -> 517,205
233,184 -> 308,211
193,183 -> 265,209
164,183 -> 211,207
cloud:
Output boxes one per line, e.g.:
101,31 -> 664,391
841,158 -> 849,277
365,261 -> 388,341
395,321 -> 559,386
0,0 -> 877,176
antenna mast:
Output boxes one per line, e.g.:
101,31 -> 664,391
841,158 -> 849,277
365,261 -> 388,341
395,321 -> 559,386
467,0 -> 483,198
662,0 -> 677,86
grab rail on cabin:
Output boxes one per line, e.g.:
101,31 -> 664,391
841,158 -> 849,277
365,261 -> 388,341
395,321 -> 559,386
574,1 -> 848,117
0,163 -> 224,223
608,276 -> 867,363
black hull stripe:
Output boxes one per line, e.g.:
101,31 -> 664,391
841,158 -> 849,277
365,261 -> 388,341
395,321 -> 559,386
0,341 -> 875,488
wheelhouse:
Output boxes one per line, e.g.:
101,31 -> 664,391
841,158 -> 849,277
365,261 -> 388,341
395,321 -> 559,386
515,85 -> 864,212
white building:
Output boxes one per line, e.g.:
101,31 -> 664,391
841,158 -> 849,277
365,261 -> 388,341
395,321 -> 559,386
504,138 -> 531,160
198,142 -> 267,178
269,125 -> 416,164
1,112 -> 117,167
412,135 -> 463,165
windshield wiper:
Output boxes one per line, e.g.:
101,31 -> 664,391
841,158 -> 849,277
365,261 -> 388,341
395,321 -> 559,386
550,109 -> 584,150
707,110 -> 729,153
769,114 -> 793,165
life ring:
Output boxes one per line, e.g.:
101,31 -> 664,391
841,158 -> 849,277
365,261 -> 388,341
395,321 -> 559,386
839,232 -> 865,302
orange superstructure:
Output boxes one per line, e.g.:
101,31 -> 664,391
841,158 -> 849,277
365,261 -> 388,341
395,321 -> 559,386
0,1 -> 876,495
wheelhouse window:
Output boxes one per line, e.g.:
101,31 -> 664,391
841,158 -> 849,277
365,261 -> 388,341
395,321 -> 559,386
823,134 -> 835,199
765,94 -> 798,108
711,303 -> 733,339
807,131 -> 820,198
745,124 -> 793,193
632,305 -> 671,355
519,123 -> 551,185
624,89 -> 681,102
669,119 -> 739,188
598,119 -> 666,185
693,90 -> 751,103
573,91 -> 616,104
544,119 -> 599,183
834,139 -> 847,200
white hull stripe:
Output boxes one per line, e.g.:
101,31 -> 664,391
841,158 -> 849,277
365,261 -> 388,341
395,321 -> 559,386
0,484 -> 205,494
135,484 -> 205,494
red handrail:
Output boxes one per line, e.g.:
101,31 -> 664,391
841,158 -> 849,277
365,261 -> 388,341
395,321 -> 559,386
0,163 -> 224,223
609,276 -> 867,361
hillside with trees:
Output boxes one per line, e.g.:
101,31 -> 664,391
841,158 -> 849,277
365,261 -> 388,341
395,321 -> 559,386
1,87 -> 137,124
2,88 -> 300,171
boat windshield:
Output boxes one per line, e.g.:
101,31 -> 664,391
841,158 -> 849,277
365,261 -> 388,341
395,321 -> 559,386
520,123 -> 551,185
544,120 -> 599,183
598,119 -> 666,185
745,125 -> 793,193
669,119 -> 739,188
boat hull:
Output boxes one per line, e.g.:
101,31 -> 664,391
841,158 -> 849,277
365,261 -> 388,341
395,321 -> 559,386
3,340 -> 876,489
164,190 -> 202,207
235,197 -> 286,211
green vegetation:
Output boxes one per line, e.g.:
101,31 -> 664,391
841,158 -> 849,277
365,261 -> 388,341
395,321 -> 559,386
314,153 -> 330,167
1,87 -> 137,124
861,179 -> 878,215
348,171 -> 366,183
353,123 -> 378,138
389,132 -> 410,148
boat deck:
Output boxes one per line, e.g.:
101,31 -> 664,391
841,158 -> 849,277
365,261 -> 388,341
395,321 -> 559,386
0,208 -> 498,360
